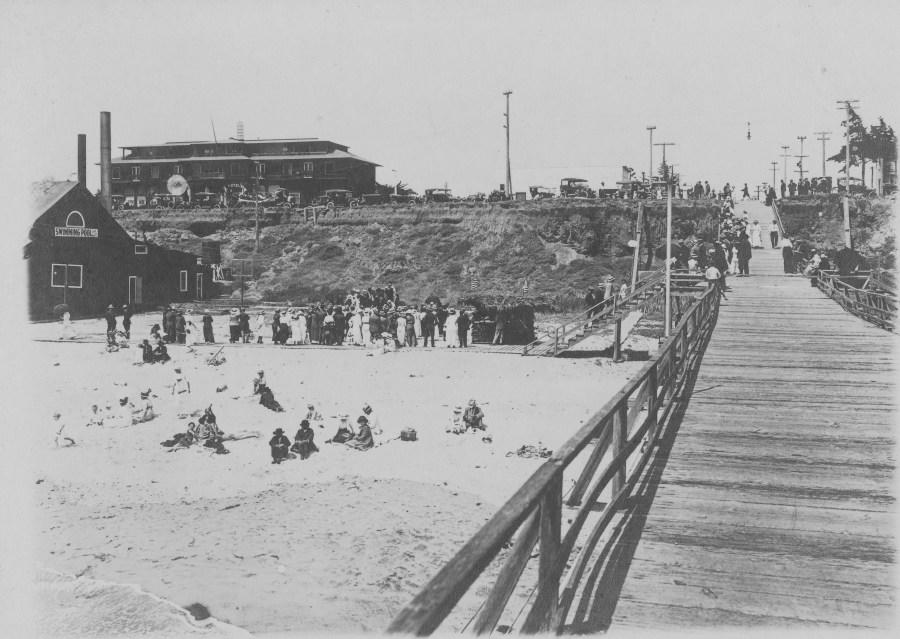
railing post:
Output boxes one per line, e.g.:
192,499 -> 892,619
611,404 -> 628,496
613,315 -> 623,363
522,471 -> 563,633
647,365 -> 659,443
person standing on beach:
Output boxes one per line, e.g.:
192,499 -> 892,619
104,304 -> 117,345
770,220 -> 780,248
781,237 -> 794,273
122,304 -> 133,339
202,310 -> 215,343
176,310 -> 187,344
421,308 -> 436,347
256,311 -> 266,344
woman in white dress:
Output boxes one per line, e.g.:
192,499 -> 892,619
729,245 -> 739,275
290,312 -> 302,345
749,221 -> 763,248
186,310 -> 201,346
444,310 -> 459,348
396,313 -> 407,348
296,311 -> 308,344
347,311 -> 361,345
413,307 -> 422,342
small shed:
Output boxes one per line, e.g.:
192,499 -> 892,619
25,181 -> 211,319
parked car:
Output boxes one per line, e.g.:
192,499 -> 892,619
313,189 -> 360,209
424,188 -> 453,203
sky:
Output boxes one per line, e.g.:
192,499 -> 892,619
3,0 -> 900,198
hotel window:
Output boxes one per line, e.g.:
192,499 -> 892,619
151,165 -> 160,179
256,163 -> 266,176
230,162 -> 246,176
112,167 -> 121,180
303,161 -> 313,175
131,166 -> 142,179
134,244 -> 148,255
179,270 -> 188,292
174,164 -> 183,175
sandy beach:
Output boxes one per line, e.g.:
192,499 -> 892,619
28,312 -> 643,635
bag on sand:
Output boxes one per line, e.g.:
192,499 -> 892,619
400,428 -> 417,442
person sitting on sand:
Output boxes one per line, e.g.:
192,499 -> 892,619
290,419 -> 319,460
134,389 -> 156,423
253,369 -> 284,412
304,403 -> 324,429
446,405 -> 466,434
161,422 -> 197,451
463,399 -> 486,431
269,428 -> 291,464
53,412 -> 75,447
346,415 -> 374,450
326,414 -> 355,444
151,336 -> 170,363
361,403 -> 382,435
85,404 -> 104,427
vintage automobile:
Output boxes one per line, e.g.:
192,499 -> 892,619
529,186 -> 554,200
313,189 -> 360,209
424,188 -> 453,203
192,190 -> 222,209
389,193 -> 419,204
559,178 -> 595,199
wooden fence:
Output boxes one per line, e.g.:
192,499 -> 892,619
388,284 -> 721,635
813,269 -> 896,330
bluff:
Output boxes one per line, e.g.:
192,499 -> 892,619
113,200 -> 722,307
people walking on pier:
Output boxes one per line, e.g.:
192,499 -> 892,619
770,220 -> 780,249
105,304 -> 117,345
704,263 -> 727,300
736,233 -> 752,276
741,183 -> 750,200
780,180 -> 786,199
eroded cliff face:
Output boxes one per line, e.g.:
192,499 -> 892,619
114,199 -> 722,305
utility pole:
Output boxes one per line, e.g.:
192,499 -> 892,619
770,162 -> 778,188
837,99 -> 860,247
780,145 -> 791,183
795,136 -> 808,180
814,131 -> 831,177
503,90 -> 512,196
652,141 -> 675,337
653,142 -> 675,183
646,125 -> 656,183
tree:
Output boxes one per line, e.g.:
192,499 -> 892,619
828,105 -> 867,185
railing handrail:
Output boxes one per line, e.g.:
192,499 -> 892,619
389,284 -> 721,634
522,265 -> 669,355
813,270 -> 896,330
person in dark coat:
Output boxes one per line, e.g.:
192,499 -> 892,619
270,309 -> 281,343
175,311 -> 187,344
457,310 -> 471,348
435,306 -> 448,340
835,246 -> 865,275
333,307 -> 346,345
269,428 -> 291,464
104,305 -> 117,345
781,237 -> 794,273
290,419 -> 319,460
151,336 -> 170,363
202,310 -> 215,343
311,306 -> 325,343
421,308 -> 436,347
141,339 -> 154,363
165,307 -> 177,343
122,304 -> 133,339
346,416 -> 374,450
736,233 -> 752,276
369,310 -> 382,345
239,308 -> 251,343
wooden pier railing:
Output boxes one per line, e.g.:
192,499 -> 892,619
388,284 -> 721,635
813,269 -> 896,330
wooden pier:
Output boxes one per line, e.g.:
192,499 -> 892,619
607,244 -> 897,631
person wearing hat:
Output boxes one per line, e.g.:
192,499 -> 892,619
446,406 -> 465,434
255,310 -> 266,344
463,399 -> 486,431
151,335 -> 170,363
239,307 -> 251,344
122,304 -> 133,339
444,309 -> 459,348
269,428 -> 291,464
457,309 -> 471,348
290,419 -> 319,460
326,415 -> 355,444
304,403 -> 324,428
346,415 -> 374,450
104,304 -> 118,346
134,389 -> 156,423
361,403 -> 382,435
